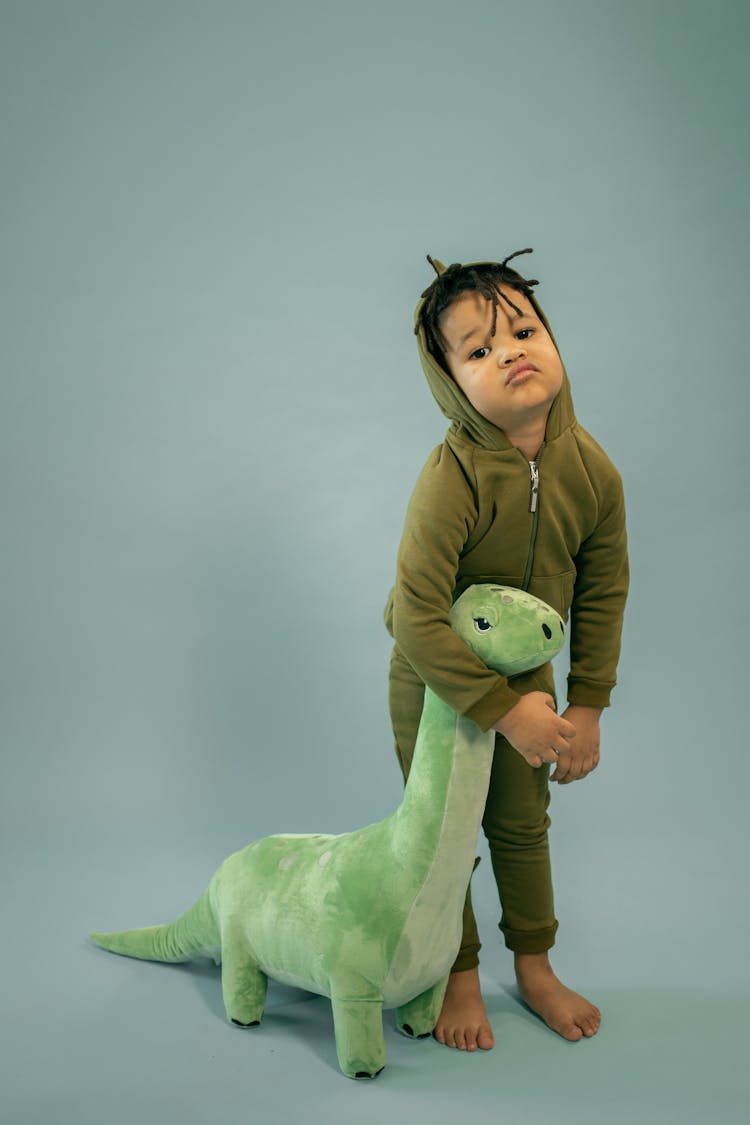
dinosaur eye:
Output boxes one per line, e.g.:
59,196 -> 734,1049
541,623 -> 552,639
473,617 -> 492,633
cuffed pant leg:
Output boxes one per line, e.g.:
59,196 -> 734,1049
450,863 -> 481,973
388,646 -> 482,972
482,733 -> 558,954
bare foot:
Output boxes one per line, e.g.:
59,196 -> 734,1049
514,952 -> 600,1041
433,967 -> 495,1051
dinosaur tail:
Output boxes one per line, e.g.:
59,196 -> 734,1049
89,888 -> 220,963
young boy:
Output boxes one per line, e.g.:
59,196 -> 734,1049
384,249 -> 628,1052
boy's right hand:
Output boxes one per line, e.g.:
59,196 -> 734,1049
492,692 -> 576,769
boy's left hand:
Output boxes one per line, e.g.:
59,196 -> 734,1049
550,705 -> 602,784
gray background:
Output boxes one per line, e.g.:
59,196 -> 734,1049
2,0 -> 748,1122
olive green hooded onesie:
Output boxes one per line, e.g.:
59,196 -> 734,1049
384,258 -> 628,967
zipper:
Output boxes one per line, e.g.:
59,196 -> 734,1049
521,443 -> 545,590
528,460 -> 540,513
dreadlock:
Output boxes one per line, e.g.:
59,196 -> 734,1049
415,248 -> 540,367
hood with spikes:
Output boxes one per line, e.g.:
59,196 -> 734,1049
413,257 -> 576,452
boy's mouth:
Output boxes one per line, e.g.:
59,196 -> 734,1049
505,362 -> 537,386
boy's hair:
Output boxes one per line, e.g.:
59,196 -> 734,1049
416,248 -> 540,369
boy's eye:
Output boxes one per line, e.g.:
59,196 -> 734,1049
516,328 -> 534,340
469,346 -> 490,360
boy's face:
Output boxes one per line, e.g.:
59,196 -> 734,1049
437,287 -> 564,435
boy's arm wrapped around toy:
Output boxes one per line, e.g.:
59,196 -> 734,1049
389,441 -> 578,768
389,443 -> 523,731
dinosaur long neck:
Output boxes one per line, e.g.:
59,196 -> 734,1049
390,688 -> 495,889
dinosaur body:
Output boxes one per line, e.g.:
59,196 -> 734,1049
90,585 -> 564,1078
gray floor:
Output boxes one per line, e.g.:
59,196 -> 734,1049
3,838 -> 747,1125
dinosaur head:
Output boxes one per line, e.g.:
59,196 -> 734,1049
449,585 -> 565,676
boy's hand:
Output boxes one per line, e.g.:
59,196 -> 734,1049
493,692 -> 576,770
550,705 -> 602,784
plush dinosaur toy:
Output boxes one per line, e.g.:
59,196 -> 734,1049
90,584 -> 565,1079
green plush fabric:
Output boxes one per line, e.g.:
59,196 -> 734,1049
90,584 -> 564,1079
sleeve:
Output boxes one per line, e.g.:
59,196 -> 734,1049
567,464 -> 629,708
390,443 -> 522,731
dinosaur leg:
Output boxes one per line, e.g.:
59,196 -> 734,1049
219,919 -> 268,1028
396,974 -> 450,1038
330,996 -> 386,1079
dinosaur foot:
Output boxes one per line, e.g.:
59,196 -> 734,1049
354,1067 -> 385,1080
231,1019 -> 261,1028
400,1023 -> 432,1039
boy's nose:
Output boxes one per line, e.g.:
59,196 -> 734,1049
498,346 -> 525,367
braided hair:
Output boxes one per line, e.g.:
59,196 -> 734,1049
416,248 -> 540,368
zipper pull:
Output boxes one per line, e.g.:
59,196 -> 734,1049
529,461 -> 539,513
